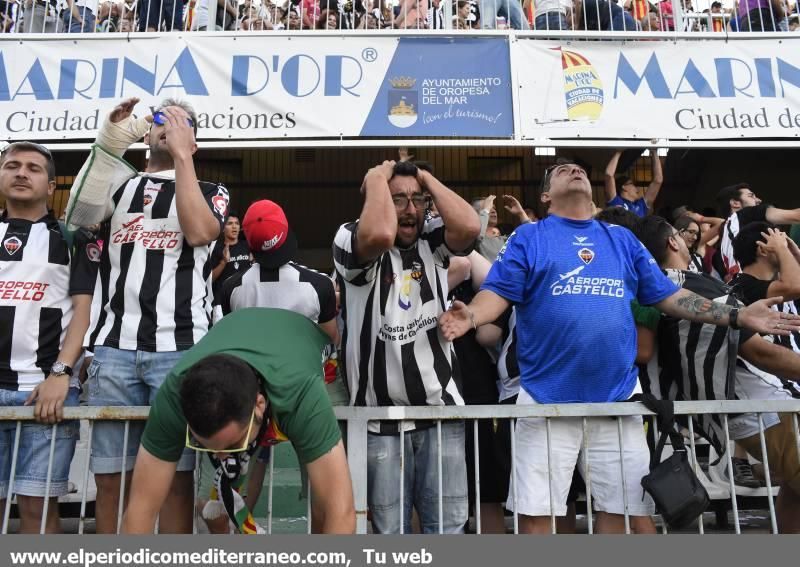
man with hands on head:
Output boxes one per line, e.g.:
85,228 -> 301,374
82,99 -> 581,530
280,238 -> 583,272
439,162 -> 800,534
66,97 -> 229,533
333,159 -> 480,534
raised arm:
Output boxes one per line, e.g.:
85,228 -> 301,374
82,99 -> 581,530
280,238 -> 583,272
419,169 -> 480,253
354,161 -> 397,265
689,212 -> 723,248
604,150 -> 622,203
160,107 -> 220,247
503,194 -> 531,226
305,440 -> 356,533
121,447 -> 178,534
761,229 -> 800,302
643,153 -> 664,209
765,206 -> 800,225
655,288 -> 800,335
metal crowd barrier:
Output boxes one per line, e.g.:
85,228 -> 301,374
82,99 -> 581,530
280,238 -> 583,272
0,400 -> 798,534
0,0 -> 797,35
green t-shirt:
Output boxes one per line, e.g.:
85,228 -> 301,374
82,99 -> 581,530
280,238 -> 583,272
141,308 -> 341,465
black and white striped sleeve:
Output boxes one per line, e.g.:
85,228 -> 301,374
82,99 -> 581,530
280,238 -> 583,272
332,221 -> 379,285
420,216 -> 473,267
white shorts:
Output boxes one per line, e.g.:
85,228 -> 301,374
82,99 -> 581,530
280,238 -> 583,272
506,388 -> 655,517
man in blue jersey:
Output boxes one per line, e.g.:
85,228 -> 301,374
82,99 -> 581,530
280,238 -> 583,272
439,162 -> 800,534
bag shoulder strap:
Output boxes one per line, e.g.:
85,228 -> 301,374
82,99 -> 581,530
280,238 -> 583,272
633,393 -> 686,470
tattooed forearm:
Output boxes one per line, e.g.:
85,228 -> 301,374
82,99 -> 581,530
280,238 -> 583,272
674,291 -> 732,322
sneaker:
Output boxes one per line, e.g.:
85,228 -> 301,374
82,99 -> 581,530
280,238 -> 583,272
731,457 -> 762,488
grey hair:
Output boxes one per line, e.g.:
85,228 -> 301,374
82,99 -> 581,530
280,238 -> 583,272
156,97 -> 199,135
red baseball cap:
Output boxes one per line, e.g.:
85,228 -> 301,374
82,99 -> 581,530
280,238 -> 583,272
242,200 -> 297,268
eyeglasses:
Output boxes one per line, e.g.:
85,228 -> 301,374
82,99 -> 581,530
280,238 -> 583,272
392,194 -> 431,211
541,163 -> 587,192
152,110 -> 196,128
185,410 -> 255,453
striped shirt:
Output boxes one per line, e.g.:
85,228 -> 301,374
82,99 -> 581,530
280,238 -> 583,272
496,307 -> 520,402
333,217 -> 464,434
640,269 -> 792,453
221,260 -> 336,324
719,204 -> 769,280
0,215 -> 97,391
730,272 -> 800,397
88,171 -> 228,352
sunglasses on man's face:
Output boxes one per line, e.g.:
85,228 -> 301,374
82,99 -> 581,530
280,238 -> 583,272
152,110 -> 195,128
540,163 -> 587,192
185,410 -> 255,454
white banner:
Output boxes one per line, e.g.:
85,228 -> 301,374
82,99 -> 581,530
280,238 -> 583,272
0,35 -> 513,141
516,39 -> 800,140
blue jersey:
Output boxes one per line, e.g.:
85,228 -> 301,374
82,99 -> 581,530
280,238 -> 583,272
481,215 -> 678,403
607,195 -> 649,218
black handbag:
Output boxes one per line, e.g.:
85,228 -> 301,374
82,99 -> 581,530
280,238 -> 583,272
639,396 -> 710,530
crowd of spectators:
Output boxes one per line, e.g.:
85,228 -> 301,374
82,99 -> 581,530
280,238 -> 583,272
0,0 -> 797,33
2,95 -> 800,535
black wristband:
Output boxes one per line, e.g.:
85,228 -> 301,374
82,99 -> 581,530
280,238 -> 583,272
728,307 -> 740,330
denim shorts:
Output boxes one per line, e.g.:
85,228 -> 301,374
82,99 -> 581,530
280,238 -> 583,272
0,388 -> 80,498
86,347 -> 195,474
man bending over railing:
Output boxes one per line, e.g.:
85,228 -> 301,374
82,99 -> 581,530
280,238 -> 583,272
122,308 -> 355,534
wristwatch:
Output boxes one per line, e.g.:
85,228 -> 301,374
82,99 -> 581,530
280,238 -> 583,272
50,361 -> 73,377
728,308 -> 741,330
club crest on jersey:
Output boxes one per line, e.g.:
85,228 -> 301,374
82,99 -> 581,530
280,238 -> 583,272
3,236 -> 22,255
579,247 -> 594,265
143,181 -> 162,207
86,242 -> 102,263
212,187 -> 229,218
410,261 -> 423,282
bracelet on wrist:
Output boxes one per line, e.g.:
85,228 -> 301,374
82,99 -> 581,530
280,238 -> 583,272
467,308 -> 477,330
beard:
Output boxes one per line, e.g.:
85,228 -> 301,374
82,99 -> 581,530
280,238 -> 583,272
395,215 -> 422,248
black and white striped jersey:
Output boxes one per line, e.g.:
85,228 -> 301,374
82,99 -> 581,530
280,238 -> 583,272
0,214 -> 98,391
640,269 -> 794,454
221,261 -> 336,324
88,171 -> 228,352
496,307 -> 520,402
719,204 -> 769,280
333,217 -> 464,434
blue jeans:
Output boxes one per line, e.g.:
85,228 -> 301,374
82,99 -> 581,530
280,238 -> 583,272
0,388 -> 79,498
534,11 -> 568,30
480,0 -> 531,29
86,347 -> 194,474
62,6 -> 95,32
367,421 -> 468,534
